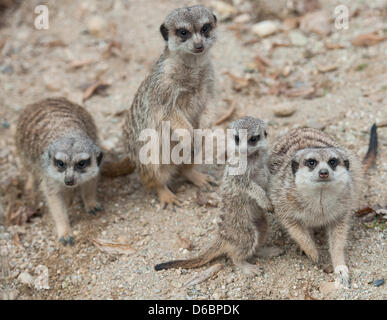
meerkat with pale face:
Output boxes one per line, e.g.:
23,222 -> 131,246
155,117 -> 283,275
15,97 -> 103,245
122,5 -> 217,207
269,128 -> 363,287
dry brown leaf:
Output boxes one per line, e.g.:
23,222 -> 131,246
268,82 -> 287,96
251,55 -> 272,75
351,32 -> 387,47
82,80 -> 110,102
243,39 -> 260,46
102,40 -> 122,59
325,42 -> 346,50
285,86 -> 315,98
7,206 -> 40,226
214,101 -> 236,125
317,65 -> 338,73
355,207 -> 375,217
176,234 -> 193,251
42,39 -> 66,48
12,233 -> 23,248
224,72 -> 254,91
92,239 -> 136,255
185,263 -> 223,287
270,42 -> 290,55
69,59 -> 96,69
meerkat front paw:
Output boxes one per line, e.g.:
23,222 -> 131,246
240,264 -> 264,277
85,202 -> 104,215
256,246 -> 284,258
59,235 -> 75,246
157,186 -> 180,208
299,247 -> 319,263
334,265 -> 350,288
183,169 -> 217,190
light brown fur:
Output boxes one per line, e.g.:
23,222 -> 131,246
155,117 -> 283,275
269,128 -> 363,287
15,97 -> 103,245
122,5 -> 218,207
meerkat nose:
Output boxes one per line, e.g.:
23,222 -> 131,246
319,169 -> 329,179
194,43 -> 204,52
65,178 -> 75,186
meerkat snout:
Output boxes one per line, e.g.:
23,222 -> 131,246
160,5 -> 217,55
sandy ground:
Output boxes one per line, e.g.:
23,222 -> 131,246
0,0 -> 386,300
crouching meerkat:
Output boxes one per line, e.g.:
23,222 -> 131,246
155,117 -> 283,275
15,97 -> 103,245
269,128 -> 363,287
122,5 -> 218,207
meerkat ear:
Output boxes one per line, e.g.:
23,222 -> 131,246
213,14 -> 217,25
97,151 -> 103,167
344,159 -> 350,170
291,160 -> 299,175
160,24 -> 168,41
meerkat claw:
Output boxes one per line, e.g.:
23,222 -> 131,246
334,265 -> 350,288
88,204 -> 104,215
60,236 -> 75,246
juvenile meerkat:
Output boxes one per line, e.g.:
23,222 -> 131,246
268,128 -> 363,287
15,97 -> 103,245
122,5 -> 217,206
155,117 -> 283,275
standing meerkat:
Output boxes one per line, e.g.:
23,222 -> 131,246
268,128 -> 363,287
155,117 -> 283,275
15,97 -> 104,245
122,5 -> 218,207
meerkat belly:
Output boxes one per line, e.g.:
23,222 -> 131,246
177,91 -> 206,129
297,186 -> 348,227
247,199 -> 266,253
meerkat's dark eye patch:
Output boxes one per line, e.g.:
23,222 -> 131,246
305,158 -> 318,169
176,28 -> 191,41
264,131 -> 267,138
160,24 -> 168,41
201,23 -> 211,36
344,159 -> 350,170
234,135 -> 239,145
328,158 -> 338,169
248,135 -> 260,144
54,159 -> 66,171
291,160 -> 299,174
76,158 -> 91,170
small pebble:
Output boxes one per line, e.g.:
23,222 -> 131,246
251,20 -> 279,37
273,103 -> 296,117
18,272 -> 34,286
0,64 -> 13,74
373,279 -> 384,287
1,121 -> 10,129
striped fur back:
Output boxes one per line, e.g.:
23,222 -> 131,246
16,97 -> 98,163
270,128 -> 342,174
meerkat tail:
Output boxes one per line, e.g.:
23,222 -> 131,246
362,123 -> 378,172
100,157 -> 135,178
154,240 -> 224,271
